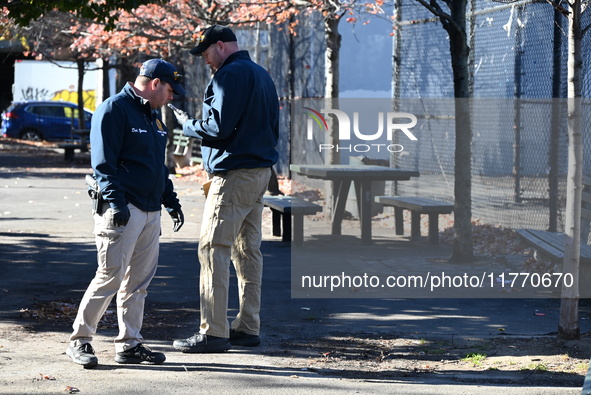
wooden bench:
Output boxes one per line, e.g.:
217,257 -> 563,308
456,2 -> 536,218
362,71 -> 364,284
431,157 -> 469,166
375,196 -> 454,244
172,129 -> 190,156
516,229 -> 591,264
57,143 -> 87,161
263,195 -> 322,246
516,175 -> 591,266
172,128 -> 202,165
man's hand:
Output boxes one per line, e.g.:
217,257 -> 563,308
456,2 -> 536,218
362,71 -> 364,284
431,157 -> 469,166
168,104 -> 190,125
167,208 -> 184,232
112,205 -> 130,227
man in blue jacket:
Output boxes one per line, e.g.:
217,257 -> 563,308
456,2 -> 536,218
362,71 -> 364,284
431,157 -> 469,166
66,59 -> 185,368
171,25 -> 279,353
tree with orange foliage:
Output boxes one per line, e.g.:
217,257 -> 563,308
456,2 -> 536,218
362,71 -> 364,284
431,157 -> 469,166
1,0 -> 159,28
1,7 -> 105,132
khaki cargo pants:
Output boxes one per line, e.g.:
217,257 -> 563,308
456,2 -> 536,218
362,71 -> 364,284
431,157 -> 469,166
198,167 -> 271,338
69,203 -> 161,352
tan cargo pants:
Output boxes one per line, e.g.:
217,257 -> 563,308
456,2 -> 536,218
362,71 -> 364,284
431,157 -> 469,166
198,167 -> 271,338
69,203 -> 161,352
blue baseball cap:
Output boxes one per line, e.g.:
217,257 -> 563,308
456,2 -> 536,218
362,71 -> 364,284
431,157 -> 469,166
140,59 -> 186,96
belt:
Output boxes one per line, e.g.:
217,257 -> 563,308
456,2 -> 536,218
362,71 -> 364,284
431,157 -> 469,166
208,168 -> 269,177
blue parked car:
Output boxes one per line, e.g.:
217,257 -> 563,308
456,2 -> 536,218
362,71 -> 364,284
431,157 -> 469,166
1,101 -> 93,141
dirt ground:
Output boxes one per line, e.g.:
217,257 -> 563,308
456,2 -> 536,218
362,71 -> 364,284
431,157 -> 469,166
11,299 -> 591,387
279,333 -> 591,385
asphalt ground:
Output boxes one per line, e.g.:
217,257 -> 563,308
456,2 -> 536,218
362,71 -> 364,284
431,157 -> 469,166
0,138 -> 590,394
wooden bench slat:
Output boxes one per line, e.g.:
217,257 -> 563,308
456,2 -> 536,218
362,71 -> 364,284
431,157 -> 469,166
172,132 -> 190,156
172,128 -> 203,165
375,196 -> 454,214
516,229 -> 565,261
263,196 -> 322,215
263,196 -> 322,246
494,178 -> 591,268
374,195 -> 453,244
517,229 -> 591,264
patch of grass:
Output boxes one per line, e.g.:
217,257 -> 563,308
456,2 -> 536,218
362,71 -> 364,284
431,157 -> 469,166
534,363 -> 549,371
462,353 -> 487,366
521,363 -> 548,371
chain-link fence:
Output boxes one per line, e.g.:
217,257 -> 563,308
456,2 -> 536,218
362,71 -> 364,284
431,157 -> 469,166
180,6 -> 586,234
391,0 -> 591,232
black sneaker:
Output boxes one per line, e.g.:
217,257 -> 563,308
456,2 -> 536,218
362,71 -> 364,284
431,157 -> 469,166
229,329 -> 260,347
66,343 -> 98,369
173,333 -> 231,353
114,343 -> 166,365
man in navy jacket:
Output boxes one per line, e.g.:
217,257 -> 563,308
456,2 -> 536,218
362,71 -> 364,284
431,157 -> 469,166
171,25 -> 279,353
66,59 -> 185,368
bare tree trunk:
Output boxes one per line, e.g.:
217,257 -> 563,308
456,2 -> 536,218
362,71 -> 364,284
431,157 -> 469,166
549,8 -> 563,232
559,0 -> 582,340
75,58 -> 89,151
391,0 -> 402,197
512,6 -> 524,204
324,14 -> 342,219
162,104 -> 178,173
324,15 -> 341,166
451,99 -> 474,262
76,58 -> 85,127
446,0 -> 474,262
413,0 -> 474,260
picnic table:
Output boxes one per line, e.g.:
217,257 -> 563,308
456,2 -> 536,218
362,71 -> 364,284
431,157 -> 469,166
290,164 -> 419,244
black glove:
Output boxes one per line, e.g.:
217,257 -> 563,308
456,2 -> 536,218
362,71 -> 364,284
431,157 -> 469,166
112,205 -> 130,227
167,208 -> 184,232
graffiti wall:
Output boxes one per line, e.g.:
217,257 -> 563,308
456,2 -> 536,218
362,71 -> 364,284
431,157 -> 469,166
13,60 -> 99,110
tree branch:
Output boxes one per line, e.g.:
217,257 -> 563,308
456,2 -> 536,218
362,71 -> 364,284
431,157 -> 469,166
413,0 -> 463,32
546,0 -> 570,15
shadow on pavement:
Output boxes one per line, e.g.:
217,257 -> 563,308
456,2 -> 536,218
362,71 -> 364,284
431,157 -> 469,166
1,137 -> 590,390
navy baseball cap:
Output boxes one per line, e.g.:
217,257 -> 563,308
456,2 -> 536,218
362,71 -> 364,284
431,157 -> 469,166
139,59 -> 186,95
190,25 -> 237,56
